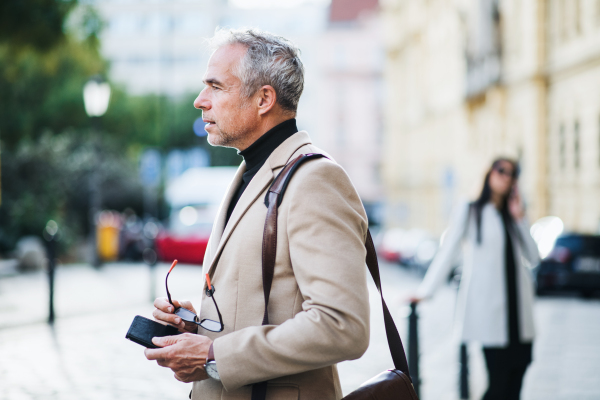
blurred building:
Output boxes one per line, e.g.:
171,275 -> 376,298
92,0 -> 327,139
94,0 -> 224,96
93,0 -> 386,217
93,0 -> 328,98
382,0 -> 600,234
315,0 -> 384,217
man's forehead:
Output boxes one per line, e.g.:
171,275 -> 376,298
203,44 -> 247,84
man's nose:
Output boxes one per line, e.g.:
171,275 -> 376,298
194,89 -> 210,110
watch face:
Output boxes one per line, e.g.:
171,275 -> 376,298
206,361 -> 220,381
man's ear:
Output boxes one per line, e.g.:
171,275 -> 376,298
257,85 -> 277,115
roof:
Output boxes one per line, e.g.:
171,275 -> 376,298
329,0 -> 378,22
165,167 -> 238,208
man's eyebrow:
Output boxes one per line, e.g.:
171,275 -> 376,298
203,77 -> 224,86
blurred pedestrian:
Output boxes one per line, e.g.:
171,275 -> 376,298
411,158 -> 540,400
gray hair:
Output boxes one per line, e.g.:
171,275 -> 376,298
207,28 -> 304,113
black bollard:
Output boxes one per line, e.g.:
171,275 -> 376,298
148,261 -> 156,303
43,221 -> 59,324
143,247 -> 158,302
408,301 -> 420,398
459,343 -> 469,399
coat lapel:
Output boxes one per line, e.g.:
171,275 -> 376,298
202,163 -> 245,274
206,131 -> 312,276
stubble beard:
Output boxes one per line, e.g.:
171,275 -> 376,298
206,101 -> 255,150
207,125 -> 238,148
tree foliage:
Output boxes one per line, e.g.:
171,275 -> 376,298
0,132 -> 144,253
0,1 -> 241,255
0,0 -> 77,52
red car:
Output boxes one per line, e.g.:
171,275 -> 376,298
157,167 -> 238,265
155,205 -> 216,265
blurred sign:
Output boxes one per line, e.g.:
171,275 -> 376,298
140,149 -> 161,187
193,116 -> 208,137
166,150 -> 185,181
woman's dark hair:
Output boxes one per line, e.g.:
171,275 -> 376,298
470,158 -> 520,244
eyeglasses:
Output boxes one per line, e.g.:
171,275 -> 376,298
165,260 -> 224,332
495,166 -> 517,178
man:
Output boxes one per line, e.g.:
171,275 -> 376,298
146,28 -> 370,400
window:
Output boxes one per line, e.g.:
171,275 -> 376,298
559,123 -> 566,169
575,0 -> 581,34
560,0 -> 568,41
109,15 -> 139,35
574,121 -> 580,169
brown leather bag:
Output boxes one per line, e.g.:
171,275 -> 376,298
251,153 -> 419,400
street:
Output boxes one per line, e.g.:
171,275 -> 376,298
0,261 -> 599,400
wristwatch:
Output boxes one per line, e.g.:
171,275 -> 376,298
204,343 -> 220,381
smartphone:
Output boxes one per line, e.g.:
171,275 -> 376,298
126,315 -> 181,348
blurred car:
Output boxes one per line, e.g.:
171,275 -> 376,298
119,212 -> 161,264
155,167 -> 237,265
155,205 -> 215,265
378,228 -> 439,272
378,228 -> 404,263
119,211 -> 145,261
535,234 -> 600,297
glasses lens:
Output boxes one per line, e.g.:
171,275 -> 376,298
175,307 -> 198,323
199,319 -> 223,332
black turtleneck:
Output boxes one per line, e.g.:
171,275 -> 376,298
225,118 -> 298,226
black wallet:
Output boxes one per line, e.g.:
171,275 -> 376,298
126,315 -> 181,348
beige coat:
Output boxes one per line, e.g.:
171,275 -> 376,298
191,131 -> 370,400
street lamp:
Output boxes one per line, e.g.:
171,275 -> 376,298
83,75 -> 111,267
83,77 -> 111,117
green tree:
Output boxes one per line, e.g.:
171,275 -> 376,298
0,132 -> 144,253
0,1 -> 241,255
0,0 -> 77,52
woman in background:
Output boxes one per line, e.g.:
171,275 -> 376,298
412,158 -> 540,400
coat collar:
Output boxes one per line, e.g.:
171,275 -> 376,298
205,131 -> 312,275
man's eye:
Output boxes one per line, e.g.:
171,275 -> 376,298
212,86 -> 221,91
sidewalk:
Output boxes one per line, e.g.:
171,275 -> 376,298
1,262 -> 599,399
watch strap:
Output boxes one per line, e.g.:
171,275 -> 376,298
207,342 -> 215,362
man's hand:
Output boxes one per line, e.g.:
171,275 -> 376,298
153,297 -> 198,333
145,334 -> 213,382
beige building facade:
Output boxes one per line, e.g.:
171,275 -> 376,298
314,0 -> 384,209
382,0 -> 600,234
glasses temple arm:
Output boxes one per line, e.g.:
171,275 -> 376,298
211,294 -> 224,327
165,271 -> 174,307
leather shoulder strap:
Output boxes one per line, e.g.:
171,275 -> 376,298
260,153 -> 325,325
253,153 -> 411,400
364,229 -> 411,376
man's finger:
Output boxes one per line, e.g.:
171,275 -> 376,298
152,308 -> 183,327
152,335 -> 184,348
154,297 -> 175,313
178,300 -> 195,312
144,347 -> 169,361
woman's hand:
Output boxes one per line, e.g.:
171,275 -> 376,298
407,296 -> 424,304
508,185 -> 525,221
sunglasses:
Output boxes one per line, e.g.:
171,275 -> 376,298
495,166 -> 517,178
165,260 -> 224,332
